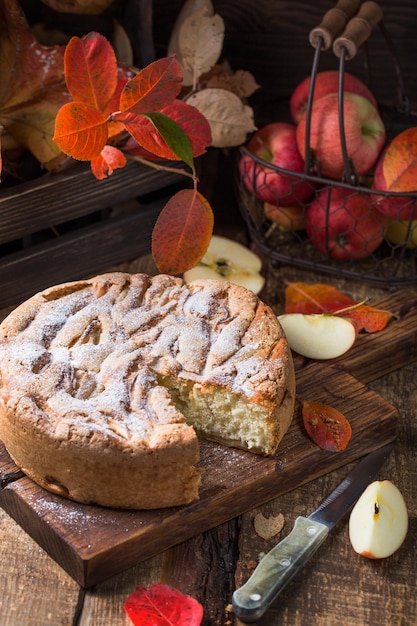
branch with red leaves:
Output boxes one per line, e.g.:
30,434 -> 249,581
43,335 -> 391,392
53,32 -> 214,274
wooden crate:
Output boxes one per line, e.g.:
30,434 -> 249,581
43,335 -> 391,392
0,160 -> 185,309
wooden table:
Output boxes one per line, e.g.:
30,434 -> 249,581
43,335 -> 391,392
0,252 -> 416,626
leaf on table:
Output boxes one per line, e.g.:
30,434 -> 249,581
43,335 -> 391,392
339,304 -> 394,334
284,282 -> 393,333
254,512 -> 285,541
382,127 -> 417,192
0,0 -> 70,168
124,582 -> 204,626
186,88 -> 256,148
302,400 -> 352,452
152,188 -> 214,274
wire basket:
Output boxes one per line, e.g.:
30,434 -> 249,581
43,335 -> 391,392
237,0 -> 417,288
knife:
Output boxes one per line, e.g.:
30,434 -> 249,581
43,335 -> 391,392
232,442 -> 395,622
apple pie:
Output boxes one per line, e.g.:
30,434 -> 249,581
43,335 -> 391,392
0,273 -> 295,509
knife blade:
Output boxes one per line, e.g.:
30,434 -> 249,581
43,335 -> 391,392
232,442 -> 395,623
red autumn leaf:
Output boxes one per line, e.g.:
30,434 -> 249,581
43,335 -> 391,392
382,127 -> 417,192
338,304 -> 393,333
285,282 -> 355,314
160,99 -> 212,158
152,189 -> 214,274
125,110 -> 194,167
121,99 -> 211,162
124,583 -> 203,626
284,282 -> 393,333
123,135 -> 164,161
53,102 -> 108,160
90,145 -> 126,179
302,400 -> 352,452
106,65 -> 137,139
64,33 -> 118,112
0,0 -> 70,168
119,56 -> 183,115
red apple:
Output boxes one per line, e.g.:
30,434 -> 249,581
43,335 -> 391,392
372,146 -> 417,220
305,187 -> 387,261
290,70 -> 377,124
239,122 -> 315,206
296,93 -> 386,181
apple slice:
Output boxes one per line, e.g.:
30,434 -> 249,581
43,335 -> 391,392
183,235 -> 265,294
277,313 -> 356,359
349,480 -> 408,559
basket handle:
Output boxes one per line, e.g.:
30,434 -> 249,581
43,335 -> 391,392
333,1 -> 383,59
309,0 -> 362,51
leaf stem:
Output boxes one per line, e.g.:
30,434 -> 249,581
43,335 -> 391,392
126,154 -> 197,181
332,299 -> 367,316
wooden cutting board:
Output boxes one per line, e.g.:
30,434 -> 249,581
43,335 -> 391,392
1,288 -> 416,588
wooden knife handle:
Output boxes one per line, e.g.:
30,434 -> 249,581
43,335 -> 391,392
309,0 -> 361,51
333,1 -> 383,59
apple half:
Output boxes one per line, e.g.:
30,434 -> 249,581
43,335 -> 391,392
277,313 -> 357,360
349,480 -> 408,559
183,235 -> 265,294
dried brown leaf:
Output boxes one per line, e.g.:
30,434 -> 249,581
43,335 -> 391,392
187,88 -> 256,148
111,20 -> 134,66
206,69 -> 260,98
0,0 -> 70,168
178,7 -> 224,88
168,0 -> 214,52
254,512 -> 285,541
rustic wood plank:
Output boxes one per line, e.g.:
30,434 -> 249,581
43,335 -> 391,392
0,160 -> 183,244
234,361 -> 417,626
160,520 -> 240,626
0,508 -> 81,625
76,554 -> 165,626
0,197 -> 164,309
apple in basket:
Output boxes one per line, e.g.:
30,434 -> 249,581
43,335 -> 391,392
372,144 -> 417,221
239,122 -> 315,206
305,187 -> 388,261
290,70 -> 377,124
264,202 -> 305,231
296,92 -> 386,180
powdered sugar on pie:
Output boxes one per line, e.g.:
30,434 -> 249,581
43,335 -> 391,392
0,273 -> 295,509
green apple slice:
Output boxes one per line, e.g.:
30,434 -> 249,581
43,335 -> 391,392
277,313 -> 356,359
183,235 -> 265,294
